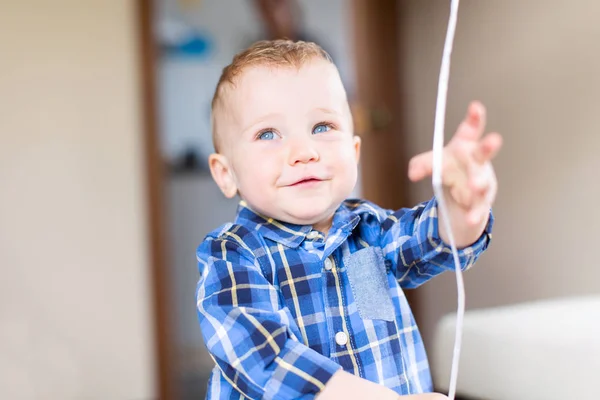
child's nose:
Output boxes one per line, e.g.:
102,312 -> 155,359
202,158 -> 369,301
287,137 -> 319,165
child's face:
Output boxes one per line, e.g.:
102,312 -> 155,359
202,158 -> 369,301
210,59 -> 360,232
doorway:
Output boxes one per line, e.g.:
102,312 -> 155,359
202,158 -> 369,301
137,1 -> 390,398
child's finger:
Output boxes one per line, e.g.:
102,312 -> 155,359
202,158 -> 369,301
468,167 -> 497,211
408,151 -> 433,182
468,161 -> 493,194
473,132 -> 503,164
454,101 -> 486,141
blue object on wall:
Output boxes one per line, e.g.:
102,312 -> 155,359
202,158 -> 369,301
163,32 -> 213,60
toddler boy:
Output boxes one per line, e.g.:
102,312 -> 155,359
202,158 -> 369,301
196,39 -> 501,399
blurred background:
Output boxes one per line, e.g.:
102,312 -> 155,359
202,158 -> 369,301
1,0 -> 598,399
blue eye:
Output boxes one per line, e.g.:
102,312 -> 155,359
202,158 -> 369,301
312,124 -> 332,134
258,130 -> 276,140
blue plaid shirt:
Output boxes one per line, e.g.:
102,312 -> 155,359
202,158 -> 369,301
196,198 -> 493,399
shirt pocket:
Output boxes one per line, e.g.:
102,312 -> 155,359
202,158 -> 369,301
343,246 -> 395,321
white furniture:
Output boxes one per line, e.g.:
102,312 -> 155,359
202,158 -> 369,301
432,296 -> 600,400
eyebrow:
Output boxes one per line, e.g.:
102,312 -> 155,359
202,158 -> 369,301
315,107 -> 341,116
242,112 -> 282,134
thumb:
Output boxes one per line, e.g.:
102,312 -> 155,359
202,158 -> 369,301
408,150 -> 433,182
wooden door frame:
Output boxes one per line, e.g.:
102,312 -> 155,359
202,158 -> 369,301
351,0 -> 410,210
351,0 -> 420,313
137,0 -> 175,398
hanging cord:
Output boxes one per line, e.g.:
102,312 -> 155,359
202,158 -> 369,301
431,1 -> 463,399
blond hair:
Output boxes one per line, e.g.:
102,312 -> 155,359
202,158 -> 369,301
211,39 -> 333,153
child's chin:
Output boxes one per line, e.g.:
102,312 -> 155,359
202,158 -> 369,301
283,206 -> 333,225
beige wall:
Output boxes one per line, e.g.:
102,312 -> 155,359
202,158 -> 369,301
0,1 -> 156,399
398,0 -> 600,353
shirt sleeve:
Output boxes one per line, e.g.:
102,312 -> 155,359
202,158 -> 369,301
379,197 -> 493,289
196,235 -> 342,400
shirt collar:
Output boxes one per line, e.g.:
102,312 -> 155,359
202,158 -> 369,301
234,199 -> 377,248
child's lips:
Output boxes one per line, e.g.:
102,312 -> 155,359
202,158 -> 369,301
291,178 -> 322,187
286,176 -> 326,187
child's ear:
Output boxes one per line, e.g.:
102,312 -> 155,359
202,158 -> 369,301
353,135 -> 362,163
208,153 -> 238,198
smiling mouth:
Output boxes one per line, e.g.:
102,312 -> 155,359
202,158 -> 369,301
289,177 -> 323,187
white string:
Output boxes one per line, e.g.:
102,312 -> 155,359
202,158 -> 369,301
431,1 -> 463,399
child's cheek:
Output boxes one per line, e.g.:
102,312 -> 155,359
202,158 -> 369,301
335,141 -> 359,164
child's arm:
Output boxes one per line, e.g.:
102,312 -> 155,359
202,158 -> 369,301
408,101 -> 502,248
377,196 -> 493,289
377,102 -> 500,289
197,234 -> 398,399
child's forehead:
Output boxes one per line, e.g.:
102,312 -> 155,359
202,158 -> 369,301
227,61 -> 347,113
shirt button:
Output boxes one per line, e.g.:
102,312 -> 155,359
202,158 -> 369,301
335,331 -> 348,346
306,231 -> 319,240
324,258 -> 333,271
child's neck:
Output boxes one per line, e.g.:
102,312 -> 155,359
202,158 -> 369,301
312,217 -> 333,235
